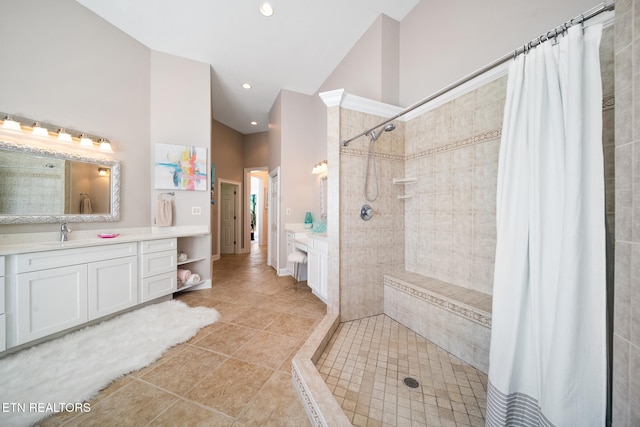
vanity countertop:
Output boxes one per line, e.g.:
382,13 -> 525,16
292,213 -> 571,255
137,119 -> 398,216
0,225 -> 209,255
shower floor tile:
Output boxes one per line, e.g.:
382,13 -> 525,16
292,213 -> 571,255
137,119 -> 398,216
316,314 -> 488,427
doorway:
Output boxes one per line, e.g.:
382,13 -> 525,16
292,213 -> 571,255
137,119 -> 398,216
218,179 -> 241,255
245,167 -> 269,251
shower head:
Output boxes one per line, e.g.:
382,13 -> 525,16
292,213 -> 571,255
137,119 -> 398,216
369,122 -> 396,143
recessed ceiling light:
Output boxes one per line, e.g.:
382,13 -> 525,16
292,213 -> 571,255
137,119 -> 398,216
242,83 -> 252,89
250,121 -> 258,126
259,2 -> 274,17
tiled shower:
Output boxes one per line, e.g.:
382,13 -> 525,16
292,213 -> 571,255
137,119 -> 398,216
336,24 -> 614,327
320,22 -> 618,424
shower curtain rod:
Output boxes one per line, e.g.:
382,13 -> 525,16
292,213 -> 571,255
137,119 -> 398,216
341,1 -> 615,147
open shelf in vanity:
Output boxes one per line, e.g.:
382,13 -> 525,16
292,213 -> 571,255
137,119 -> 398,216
175,234 -> 210,291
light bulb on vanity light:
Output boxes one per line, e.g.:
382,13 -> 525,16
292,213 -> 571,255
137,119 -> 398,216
98,138 -> 114,153
32,122 -> 49,137
2,115 -> 21,131
79,134 -> 94,147
57,128 -> 73,143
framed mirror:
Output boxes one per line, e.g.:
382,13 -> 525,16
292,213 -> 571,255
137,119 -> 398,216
0,139 -> 120,224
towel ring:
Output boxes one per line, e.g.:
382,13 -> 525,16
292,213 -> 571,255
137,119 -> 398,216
158,192 -> 175,200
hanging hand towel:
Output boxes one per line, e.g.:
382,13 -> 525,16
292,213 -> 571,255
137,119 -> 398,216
80,197 -> 93,214
157,199 -> 173,226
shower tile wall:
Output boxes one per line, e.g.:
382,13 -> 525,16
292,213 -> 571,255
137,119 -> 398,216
339,109 -> 405,321
613,1 -> 640,425
404,77 -> 507,296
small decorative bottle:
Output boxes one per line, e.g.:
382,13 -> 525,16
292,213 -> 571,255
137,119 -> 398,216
304,211 -> 313,229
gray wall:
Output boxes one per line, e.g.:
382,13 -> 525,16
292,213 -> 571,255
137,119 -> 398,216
0,0 -> 151,233
150,51 -> 212,228
0,0 -> 212,252
398,0 -> 602,106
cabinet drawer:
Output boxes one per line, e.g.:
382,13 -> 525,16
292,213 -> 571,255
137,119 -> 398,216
140,250 -> 177,278
139,238 -> 177,254
140,272 -> 177,302
16,243 -> 137,273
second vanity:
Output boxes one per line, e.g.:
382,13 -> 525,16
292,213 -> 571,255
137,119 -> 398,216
286,225 -> 328,303
0,226 -> 209,354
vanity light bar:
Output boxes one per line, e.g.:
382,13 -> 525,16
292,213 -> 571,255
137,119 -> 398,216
0,112 -> 114,153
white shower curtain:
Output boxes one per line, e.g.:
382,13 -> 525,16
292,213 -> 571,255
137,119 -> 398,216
486,24 -> 606,426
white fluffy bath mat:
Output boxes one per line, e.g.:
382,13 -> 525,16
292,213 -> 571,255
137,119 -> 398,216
0,299 -> 220,427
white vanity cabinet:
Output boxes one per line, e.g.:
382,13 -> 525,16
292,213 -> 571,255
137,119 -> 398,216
139,238 -> 177,302
307,235 -> 328,303
0,256 -> 6,351
8,243 -> 137,347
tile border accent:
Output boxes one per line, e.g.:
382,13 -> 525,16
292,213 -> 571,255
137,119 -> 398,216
383,275 -> 492,328
292,366 -> 325,427
339,93 -> 611,161
339,147 -> 404,161
407,129 -> 502,160
291,313 -> 351,427
339,129 -> 502,161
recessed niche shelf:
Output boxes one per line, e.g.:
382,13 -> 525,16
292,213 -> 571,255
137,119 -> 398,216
394,177 -> 417,199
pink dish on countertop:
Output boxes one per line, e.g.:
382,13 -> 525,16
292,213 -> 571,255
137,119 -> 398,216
97,233 -> 120,238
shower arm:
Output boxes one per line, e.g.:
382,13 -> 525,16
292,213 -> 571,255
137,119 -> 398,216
340,1 -> 614,147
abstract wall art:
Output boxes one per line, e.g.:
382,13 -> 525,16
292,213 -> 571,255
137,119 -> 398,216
154,143 -> 207,191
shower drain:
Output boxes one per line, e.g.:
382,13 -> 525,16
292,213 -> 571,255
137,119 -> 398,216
403,377 -> 420,389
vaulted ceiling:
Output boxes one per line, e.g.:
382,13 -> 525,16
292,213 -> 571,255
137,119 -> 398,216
76,0 -> 420,134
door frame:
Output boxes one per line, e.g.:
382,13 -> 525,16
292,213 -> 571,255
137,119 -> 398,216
244,167 -> 268,253
267,168 -> 280,271
217,179 -> 242,255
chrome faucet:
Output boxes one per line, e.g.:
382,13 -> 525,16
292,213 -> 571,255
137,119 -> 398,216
60,222 -> 71,242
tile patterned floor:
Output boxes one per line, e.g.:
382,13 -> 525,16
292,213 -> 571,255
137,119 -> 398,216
38,243 -> 487,426
42,243 -> 326,426
316,314 -> 488,427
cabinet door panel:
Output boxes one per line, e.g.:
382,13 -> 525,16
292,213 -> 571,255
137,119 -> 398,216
0,277 -> 5,314
16,265 -> 88,345
0,314 -> 5,351
318,252 -> 328,302
307,248 -> 320,292
88,256 -> 137,320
